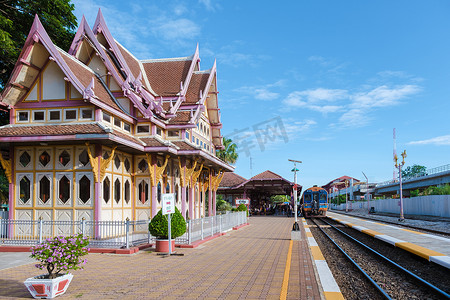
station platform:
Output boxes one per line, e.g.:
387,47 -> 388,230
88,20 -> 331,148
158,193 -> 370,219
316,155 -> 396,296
328,211 -> 450,269
0,216 -> 334,299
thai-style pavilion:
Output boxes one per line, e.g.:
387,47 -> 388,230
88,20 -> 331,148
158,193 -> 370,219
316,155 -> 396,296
0,10 -> 232,226
218,170 -> 301,210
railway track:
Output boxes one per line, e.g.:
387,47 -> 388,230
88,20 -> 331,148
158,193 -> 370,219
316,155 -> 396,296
308,217 -> 450,300
330,211 -> 450,237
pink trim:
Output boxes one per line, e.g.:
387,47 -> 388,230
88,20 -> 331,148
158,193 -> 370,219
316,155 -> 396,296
208,185 -> 212,217
189,186 -> 194,220
180,157 -> 186,219
8,147 -> 14,223
212,190 -> 217,216
94,144 -> 101,238
95,108 -> 102,122
15,100 -> 85,108
9,108 -> 15,124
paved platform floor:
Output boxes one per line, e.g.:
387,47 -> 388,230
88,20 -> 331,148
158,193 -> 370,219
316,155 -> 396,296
0,216 -> 322,299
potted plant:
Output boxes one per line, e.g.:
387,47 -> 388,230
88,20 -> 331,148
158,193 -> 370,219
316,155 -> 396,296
24,234 -> 89,299
149,207 -> 186,252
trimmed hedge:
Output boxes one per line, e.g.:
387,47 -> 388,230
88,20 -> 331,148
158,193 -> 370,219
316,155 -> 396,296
149,207 -> 186,239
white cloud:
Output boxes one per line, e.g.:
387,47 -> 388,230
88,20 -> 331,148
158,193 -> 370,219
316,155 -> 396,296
153,19 -> 200,41
408,135 -> 450,146
283,88 -> 347,113
235,80 -> 284,101
199,0 -> 218,11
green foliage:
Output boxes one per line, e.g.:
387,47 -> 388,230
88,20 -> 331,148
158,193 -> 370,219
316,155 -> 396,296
216,138 -> 238,165
0,0 -> 78,123
410,189 -> 420,197
421,184 -> 450,196
148,207 -> 186,239
270,195 -> 288,204
216,195 -> 231,212
402,164 -> 427,179
0,167 -> 8,204
231,207 -> 237,212
237,204 -> 247,211
30,234 -> 89,279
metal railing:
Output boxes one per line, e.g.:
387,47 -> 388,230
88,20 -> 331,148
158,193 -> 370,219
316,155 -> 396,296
376,164 -> 450,188
0,211 -> 247,249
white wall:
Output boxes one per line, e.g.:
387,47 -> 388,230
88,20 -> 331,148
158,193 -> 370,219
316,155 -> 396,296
330,195 -> 450,218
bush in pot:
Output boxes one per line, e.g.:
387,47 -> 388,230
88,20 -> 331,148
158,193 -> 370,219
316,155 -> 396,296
149,207 -> 186,239
25,234 -> 89,298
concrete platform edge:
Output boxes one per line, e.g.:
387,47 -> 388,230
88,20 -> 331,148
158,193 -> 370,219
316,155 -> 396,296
302,218 -> 344,300
328,215 -> 450,270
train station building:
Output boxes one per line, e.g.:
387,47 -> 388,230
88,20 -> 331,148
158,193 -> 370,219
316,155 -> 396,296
218,170 -> 301,212
0,11 -> 233,227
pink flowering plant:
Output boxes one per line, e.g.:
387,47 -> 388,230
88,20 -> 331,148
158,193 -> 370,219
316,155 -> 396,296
30,234 -> 89,279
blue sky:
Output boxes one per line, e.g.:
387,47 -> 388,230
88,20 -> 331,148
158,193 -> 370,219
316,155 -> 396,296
73,0 -> 450,188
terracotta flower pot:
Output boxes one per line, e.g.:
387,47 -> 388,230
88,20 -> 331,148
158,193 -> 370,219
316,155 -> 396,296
24,273 -> 73,299
155,239 -> 176,252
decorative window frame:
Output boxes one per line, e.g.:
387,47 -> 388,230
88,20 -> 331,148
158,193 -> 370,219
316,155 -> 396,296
64,108 -> 78,121
32,110 -> 46,122
16,148 -> 33,170
80,108 -> 94,121
123,177 -> 132,207
48,109 -> 62,122
55,147 -> 73,170
136,125 -> 150,134
113,153 -> 122,173
17,110 -> 30,123
112,175 -> 123,208
75,146 -> 92,170
102,174 -> 112,207
16,173 -> 33,207
55,172 -> 72,207
36,147 -> 53,170
36,173 -> 53,207
76,172 -> 93,207
136,178 -> 150,207
123,155 -> 132,175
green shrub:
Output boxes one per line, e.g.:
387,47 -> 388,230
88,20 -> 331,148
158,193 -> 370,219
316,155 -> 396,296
237,204 -> 247,211
149,207 -> 186,239
231,207 -> 237,212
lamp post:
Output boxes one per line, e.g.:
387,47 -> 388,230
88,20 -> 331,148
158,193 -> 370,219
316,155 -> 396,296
288,159 -> 302,231
395,150 -> 407,221
345,180 -> 349,212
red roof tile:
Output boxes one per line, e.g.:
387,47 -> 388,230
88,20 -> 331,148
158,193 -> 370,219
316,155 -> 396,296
140,137 -> 167,147
185,73 -> 210,104
59,50 -> 121,111
251,170 -> 285,180
219,172 -> 247,188
168,111 -> 191,125
0,123 -> 104,137
142,59 -> 192,96
172,141 -> 197,150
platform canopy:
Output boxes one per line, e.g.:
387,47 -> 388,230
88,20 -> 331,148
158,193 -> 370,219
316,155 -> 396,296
218,170 -> 301,208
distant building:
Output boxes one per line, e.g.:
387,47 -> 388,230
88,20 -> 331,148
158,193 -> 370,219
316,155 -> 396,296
321,176 -> 360,193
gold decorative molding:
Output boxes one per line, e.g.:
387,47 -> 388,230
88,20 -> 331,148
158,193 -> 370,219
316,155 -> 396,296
85,143 -> 99,182
191,163 -> 204,186
211,170 -> 225,191
146,154 -> 170,186
178,160 -> 186,187
155,155 -> 170,186
100,146 -> 117,182
0,155 -> 12,184
184,159 -> 198,188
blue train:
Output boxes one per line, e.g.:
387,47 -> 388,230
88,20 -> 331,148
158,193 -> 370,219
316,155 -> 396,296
301,186 -> 328,217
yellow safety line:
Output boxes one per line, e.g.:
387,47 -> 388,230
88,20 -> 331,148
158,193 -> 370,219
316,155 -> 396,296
280,240 -> 293,300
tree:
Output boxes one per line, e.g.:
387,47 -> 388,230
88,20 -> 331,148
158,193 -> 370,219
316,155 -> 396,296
216,138 -> 238,165
0,0 -> 77,124
270,195 -> 288,204
402,165 -> 427,179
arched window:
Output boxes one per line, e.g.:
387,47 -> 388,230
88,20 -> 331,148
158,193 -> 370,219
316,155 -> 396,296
124,180 -> 130,204
79,176 -> 90,204
175,184 -> 179,203
39,176 -> 50,203
114,179 -> 121,204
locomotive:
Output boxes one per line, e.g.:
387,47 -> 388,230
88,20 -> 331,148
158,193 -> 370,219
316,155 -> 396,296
301,186 -> 328,217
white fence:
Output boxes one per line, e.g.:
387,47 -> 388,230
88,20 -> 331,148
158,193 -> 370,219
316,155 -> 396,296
330,195 -> 450,218
0,211 -> 248,249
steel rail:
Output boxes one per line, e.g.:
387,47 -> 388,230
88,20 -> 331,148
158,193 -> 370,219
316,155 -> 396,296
331,211 -> 449,237
310,219 -> 392,300
321,218 -> 450,299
